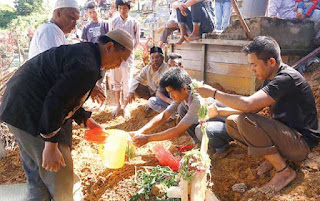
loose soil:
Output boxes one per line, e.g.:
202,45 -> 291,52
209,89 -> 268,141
0,67 -> 319,201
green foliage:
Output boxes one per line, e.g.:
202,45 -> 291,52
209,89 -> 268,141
131,166 -> 180,201
0,4 -> 17,28
134,48 -> 143,59
14,0 -> 44,16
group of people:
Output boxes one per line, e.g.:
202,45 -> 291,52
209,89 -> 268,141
159,0 -> 232,47
0,0 -> 320,201
159,0 -> 320,47
268,0 -> 320,20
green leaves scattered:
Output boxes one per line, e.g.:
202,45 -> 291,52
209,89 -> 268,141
131,166 -> 180,201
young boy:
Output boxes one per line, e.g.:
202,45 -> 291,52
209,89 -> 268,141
82,1 -> 110,109
295,0 -> 318,20
110,0 -> 140,118
81,1 -> 109,43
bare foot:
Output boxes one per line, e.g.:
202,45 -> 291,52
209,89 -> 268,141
175,36 -> 186,45
259,166 -> 296,198
184,34 -> 200,41
257,160 -> 274,176
112,105 -> 122,117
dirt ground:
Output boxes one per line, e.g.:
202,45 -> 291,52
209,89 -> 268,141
0,66 -> 320,201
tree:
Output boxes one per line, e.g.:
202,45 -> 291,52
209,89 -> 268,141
14,0 -> 43,16
0,4 -> 17,28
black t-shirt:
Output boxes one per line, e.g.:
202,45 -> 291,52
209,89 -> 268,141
261,64 -> 320,148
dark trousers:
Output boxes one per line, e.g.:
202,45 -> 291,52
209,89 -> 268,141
178,104 -> 232,152
176,1 -> 214,34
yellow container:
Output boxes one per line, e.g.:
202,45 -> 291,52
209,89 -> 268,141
98,129 -> 128,169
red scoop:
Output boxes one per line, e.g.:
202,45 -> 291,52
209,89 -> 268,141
84,128 -> 108,144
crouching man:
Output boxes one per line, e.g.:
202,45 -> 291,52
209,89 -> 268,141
131,67 -> 232,157
196,36 -> 320,196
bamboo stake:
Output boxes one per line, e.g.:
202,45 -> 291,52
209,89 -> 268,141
180,179 -> 189,201
230,0 -> 252,40
190,171 -> 207,201
292,47 -> 320,70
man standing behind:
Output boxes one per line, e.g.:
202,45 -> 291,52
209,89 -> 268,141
110,0 -> 140,118
82,1 -> 110,109
29,0 -> 80,59
81,1 -> 109,43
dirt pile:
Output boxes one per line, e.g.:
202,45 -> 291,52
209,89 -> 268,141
0,67 -> 319,201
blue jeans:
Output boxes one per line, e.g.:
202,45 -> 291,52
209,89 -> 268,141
148,96 -> 170,113
215,1 -> 232,30
176,1 -> 214,34
177,104 -> 232,152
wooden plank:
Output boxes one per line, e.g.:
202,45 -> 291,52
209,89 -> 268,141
174,49 -> 202,61
185,69 -> 202,81
170,39 -> 251,46
207,45 -> 243,52
182,59 -> 202,71
207,51 -> 248,64
186,69 -> 252,95
249,74 -> 256,95
206,73 -> 252,95
174,43 -> 202,51
201,44 -> 207,82
206,62 -> 252,78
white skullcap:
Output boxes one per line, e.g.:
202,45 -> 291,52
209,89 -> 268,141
54,0 -> 79,10
106,29 -> 134,52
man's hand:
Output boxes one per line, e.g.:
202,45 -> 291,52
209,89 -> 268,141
179,3 -> 188,16
90,85 -> 106,105
131,133 -> 149,147
42,142 -> 66,172
195,85 -> 216,98
126,92 -> 135,104
86,118 -> 103,130
208,103 -> 219,118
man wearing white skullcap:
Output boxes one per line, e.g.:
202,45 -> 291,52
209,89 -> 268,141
28,0 -> 80,59
3,29 -> 132,201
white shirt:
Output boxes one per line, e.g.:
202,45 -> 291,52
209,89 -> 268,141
129,63 -> 168,94
111,16 -> 140,67
28,22 -> 67,59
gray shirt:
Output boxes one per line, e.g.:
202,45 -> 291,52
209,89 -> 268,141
166,92 -> 201,125
81,21 -> 109,43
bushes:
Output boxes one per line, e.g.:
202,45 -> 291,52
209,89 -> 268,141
0,4 -> 17,28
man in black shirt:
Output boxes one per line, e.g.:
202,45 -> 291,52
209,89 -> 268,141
196,36 -> 319,197
0,29 -> 132,200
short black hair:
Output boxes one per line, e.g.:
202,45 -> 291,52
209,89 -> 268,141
98,35 -> 126,51
169,52 -> 182,60
86,1 -> 97,9
243,36 -> 281,64
160,67 -> 191,90
116,0 -> 131,9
